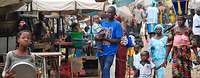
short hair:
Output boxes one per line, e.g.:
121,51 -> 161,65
16,30 -> 31,47
134,44 -> 140,49
17,30 -> 31,40
140,51 -> 149,56
108,6 -> 116,13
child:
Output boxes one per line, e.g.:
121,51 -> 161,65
131,45 -> 141,77
135,51 -> 155,78
2,30 -> 35,78
94,26 -> 105,52
133,45 -> 141,68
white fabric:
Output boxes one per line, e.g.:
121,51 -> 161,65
17,0 -> 104,11
193,14 -> 200,35
133,52 -> 141,69
189,0 -> 200,9
136,61 -> 155,78
129,35 -> 136,46
110,55 -> 116,78
146,6 -> 158,24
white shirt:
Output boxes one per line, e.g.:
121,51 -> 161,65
146,6 -> 159,24
133,52 -> 141,68
193,14 -> 200,35
136,61 -> 155,78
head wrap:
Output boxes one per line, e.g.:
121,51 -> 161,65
154,24 -> 164,34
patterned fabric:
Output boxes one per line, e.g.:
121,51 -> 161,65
168,27 -> 193,78
172,0 -> 189,16
172,46 -> 192,78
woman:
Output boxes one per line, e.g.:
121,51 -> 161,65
148,24 -> 167,78
115,16 -> 128,78
2,30 -> 35,78
164,16 -> 200,78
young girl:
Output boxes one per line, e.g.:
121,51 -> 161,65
2,30 -> 35,78
135,51 -> 155,78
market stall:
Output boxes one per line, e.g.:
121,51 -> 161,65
16,0 -> 105,78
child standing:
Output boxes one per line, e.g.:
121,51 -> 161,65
135,51 -> 155,78
2,30 -> 35,78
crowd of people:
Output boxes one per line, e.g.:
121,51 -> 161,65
2,1 -> 200,78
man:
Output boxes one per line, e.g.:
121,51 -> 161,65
133,4 -> 145,34
158,1 -> 167,24
146,3 -> 159,38
95,6 -> 122,78
193,8 -> 200,55
187,9 -> 195,28
17,19 -> 30,33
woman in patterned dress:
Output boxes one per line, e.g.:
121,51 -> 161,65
163,16 -> 200,78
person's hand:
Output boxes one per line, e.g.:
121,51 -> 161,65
95,35 -> 104,41
161,59 -> 167,68
196,56 -> 200,64
4,72 -> 16,78
54,40 -> 60,45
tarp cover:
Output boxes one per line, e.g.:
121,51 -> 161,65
17,0 -> 104,11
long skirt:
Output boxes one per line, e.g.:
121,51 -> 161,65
115,44 -> 128,78
172,46 -> 192,78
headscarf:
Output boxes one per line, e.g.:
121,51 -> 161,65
154,24 -> 164,34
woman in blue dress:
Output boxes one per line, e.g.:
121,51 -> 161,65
148,24 -> 168,78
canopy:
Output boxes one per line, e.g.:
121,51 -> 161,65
0,0 -> 26,15
17,0 -> 105,11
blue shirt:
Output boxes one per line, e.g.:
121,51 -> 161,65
96,19 -> 122,56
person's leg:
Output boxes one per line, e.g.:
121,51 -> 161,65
154,59 -> 165,78
156,67 -> 165,78
102,55 -> 114,78
99,56 -> 105,73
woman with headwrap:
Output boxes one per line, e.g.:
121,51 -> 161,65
148,24 -> 168,78
163,0 -> 200,78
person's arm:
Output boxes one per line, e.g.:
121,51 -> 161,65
163,32 -> 173,66
151,61 -> 155,78
148,39 -> 153,58
2,52 -> 14,78
60,41 -> 73,46
103,38 -> 121,44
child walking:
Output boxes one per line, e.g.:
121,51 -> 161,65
135,51 -> 155,78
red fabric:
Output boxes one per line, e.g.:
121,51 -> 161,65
115,44 -> 128,78
115,16 -> 122,23
60,62 -> 71,78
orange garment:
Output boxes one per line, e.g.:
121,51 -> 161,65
127,47 -> 135,56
